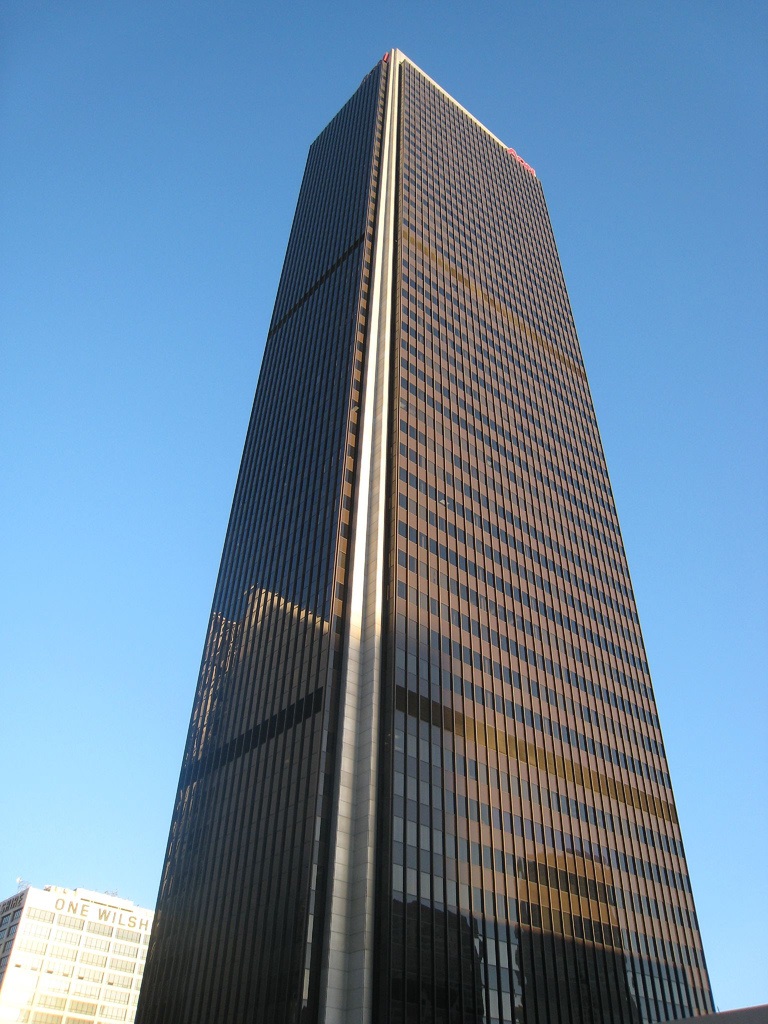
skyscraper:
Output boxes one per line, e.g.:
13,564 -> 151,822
137,51 -> 713,1024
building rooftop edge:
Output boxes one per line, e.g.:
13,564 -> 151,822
387,48 -> 536,176
1,884 -> 153,914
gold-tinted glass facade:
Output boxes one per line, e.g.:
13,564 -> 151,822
377,60 -> 712,1024
138,52 -> 713,1024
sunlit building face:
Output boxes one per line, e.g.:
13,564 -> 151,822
0,886 -> 153,1024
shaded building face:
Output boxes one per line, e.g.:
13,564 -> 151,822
137,52 -> 713,1024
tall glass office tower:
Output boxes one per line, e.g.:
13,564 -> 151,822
136,51 -> 713,1024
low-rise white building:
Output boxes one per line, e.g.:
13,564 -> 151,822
0,885 -> 153,1024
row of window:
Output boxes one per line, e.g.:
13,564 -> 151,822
396,480 -> 650,702
398,313 -> 607,511
399,411 -> 632,597
398,234 -> 604,492
400,186 -> 577,388
51,915 -> 145,944
400,150 -> 585,376
396,568 -> 656,741
17,1009 -> 127,1023
15,943 -> 140,973
400,347 -> 616,523
393,762 -> 689,908
399,266 -> 600,454
403,586 -> 659,763
395,547 -> 661,771
398,497 -> 647,679
396,630 -> 667,787
398,426 -> 638,632
402,437 -> 625,643
398,361 -> 620,545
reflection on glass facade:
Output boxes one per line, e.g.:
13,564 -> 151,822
137,51 -> 714,1024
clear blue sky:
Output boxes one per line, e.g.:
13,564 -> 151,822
1,1 -> 765,1012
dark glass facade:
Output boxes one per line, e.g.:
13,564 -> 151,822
137,52 -> 713,1024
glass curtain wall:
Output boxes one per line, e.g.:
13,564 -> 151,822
376,58 -> 713,1024
137,62 -> 388,1024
